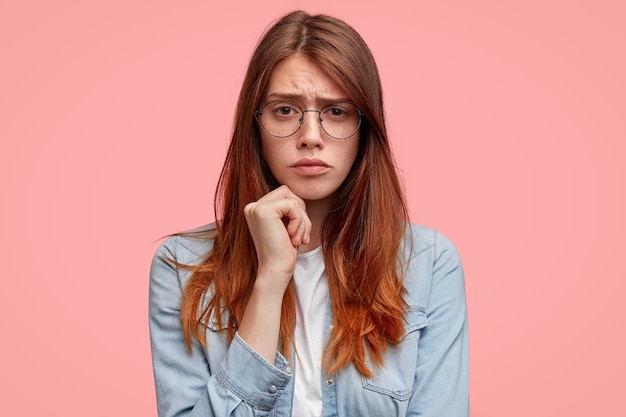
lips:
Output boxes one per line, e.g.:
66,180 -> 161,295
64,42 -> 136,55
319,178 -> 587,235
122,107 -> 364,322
292,158 -> 329,168
292,158 -> 330,175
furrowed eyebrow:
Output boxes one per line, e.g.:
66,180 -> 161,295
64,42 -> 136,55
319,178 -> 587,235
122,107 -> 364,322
266,92 -> 352,104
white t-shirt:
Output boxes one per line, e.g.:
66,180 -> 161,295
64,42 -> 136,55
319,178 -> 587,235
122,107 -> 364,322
291,246 -> 328,417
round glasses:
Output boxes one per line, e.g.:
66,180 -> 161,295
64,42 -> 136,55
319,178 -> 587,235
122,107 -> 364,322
256,100 -> 363,140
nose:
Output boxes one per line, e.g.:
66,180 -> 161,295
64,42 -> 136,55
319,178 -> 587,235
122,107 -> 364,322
297,110 -> 324,148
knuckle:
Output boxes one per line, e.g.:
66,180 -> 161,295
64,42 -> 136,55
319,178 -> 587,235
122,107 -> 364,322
243,203 -> 257,217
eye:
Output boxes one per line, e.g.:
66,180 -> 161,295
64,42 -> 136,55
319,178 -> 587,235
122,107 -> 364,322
264,101 -> 301,119
276,106 -> 295,115
322,103 -> 354,120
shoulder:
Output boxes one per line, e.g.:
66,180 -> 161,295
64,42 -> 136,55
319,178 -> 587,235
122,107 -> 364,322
154,223 -> 216,266
149,224 -> 216,292
402,223 -> 461,262
401,223 -> 464,309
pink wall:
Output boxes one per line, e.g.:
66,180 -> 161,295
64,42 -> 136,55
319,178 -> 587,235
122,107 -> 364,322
1,1 -> 624,416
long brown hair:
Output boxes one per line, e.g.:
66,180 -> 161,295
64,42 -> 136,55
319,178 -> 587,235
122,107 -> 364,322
180,10 -> 410,378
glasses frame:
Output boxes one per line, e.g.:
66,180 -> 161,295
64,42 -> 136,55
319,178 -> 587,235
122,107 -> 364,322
255,100 -> 364,140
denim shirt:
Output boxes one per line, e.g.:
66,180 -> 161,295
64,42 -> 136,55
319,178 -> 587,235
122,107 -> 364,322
149,224 -> 469,417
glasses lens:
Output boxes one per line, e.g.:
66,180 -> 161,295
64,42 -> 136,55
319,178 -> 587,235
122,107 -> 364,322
259,101 -> 302,138
319,103 -> 361,139
258,100 -> 362,139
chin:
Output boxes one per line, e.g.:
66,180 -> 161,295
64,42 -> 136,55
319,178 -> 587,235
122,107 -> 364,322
288,184 -> 338,202
297,191 -> 333,202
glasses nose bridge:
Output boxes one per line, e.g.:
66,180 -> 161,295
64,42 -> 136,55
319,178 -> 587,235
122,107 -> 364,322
299,108 -> 323,125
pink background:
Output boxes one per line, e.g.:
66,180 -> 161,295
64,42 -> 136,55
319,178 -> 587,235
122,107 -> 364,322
1,1 -> 624,416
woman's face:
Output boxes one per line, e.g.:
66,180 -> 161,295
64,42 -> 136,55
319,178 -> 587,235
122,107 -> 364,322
258,53 -> 360,205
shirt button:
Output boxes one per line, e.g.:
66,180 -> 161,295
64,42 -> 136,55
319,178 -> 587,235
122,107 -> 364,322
285,366 -> 292,374
325,378 -> 334,385
268,385 -> 278,394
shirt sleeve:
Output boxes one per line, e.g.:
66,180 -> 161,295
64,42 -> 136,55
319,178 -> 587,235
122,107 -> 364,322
408,231 -> 469,416
148,236 -> 293,417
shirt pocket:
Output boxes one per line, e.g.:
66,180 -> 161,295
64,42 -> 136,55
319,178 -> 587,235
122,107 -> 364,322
361,306 -> 427,401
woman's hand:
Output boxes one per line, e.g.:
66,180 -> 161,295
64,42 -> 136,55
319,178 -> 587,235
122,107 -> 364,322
239,185 -> 312,363
243,185 -> 312,292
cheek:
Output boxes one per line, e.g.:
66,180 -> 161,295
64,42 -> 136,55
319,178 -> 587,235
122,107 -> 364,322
260,137 -> 284,172
260,135 -> 273,162
342,141 -> 360,173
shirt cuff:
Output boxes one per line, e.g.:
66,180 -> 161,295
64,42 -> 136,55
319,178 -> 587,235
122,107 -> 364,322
215,332 -> 292,410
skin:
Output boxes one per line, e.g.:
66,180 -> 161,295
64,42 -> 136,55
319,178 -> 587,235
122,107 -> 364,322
238,53 -> 360,363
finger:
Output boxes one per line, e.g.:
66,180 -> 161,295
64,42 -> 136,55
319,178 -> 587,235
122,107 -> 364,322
282,201 -> 308,246
245,188 -> 311,247
247,198 -> 304,242
258,185 -> 307,212
287,206 -> 308,246
298,205 -> 312,245
286,201 -> 312,246
302,215 -> 312,245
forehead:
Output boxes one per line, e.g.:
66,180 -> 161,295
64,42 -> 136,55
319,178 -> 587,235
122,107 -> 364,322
263,53 -> 349,103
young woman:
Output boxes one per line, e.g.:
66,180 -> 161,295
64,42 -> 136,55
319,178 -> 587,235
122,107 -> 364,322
150,10 -> 468,417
